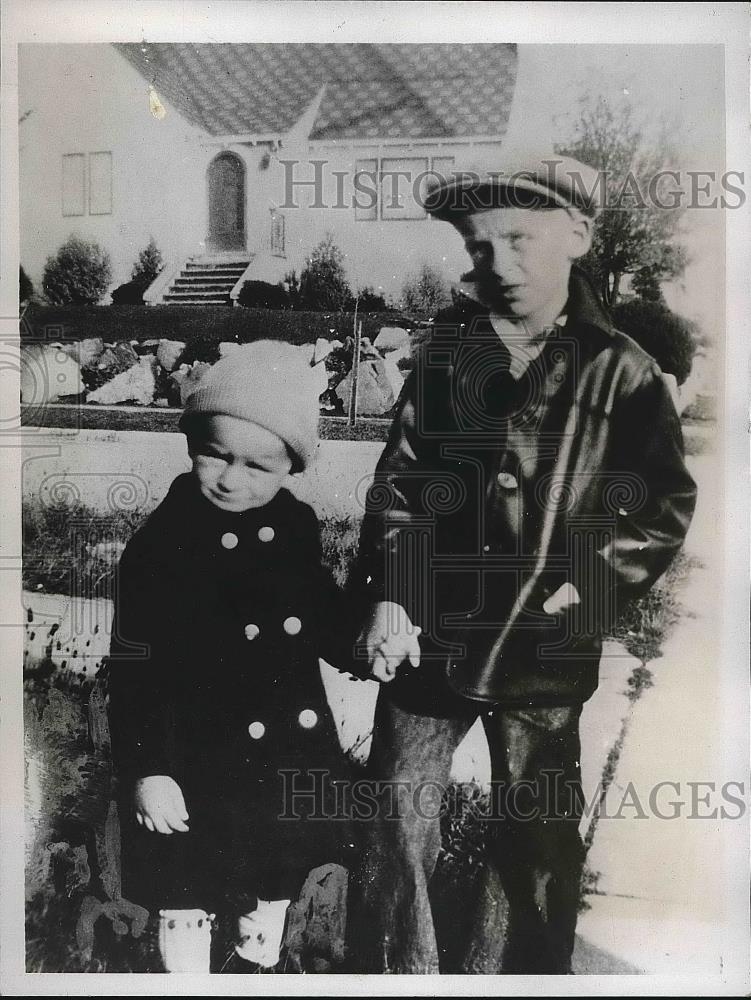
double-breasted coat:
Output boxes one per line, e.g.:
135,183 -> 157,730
107,473 -> 356,915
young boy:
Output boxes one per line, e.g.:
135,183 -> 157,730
107,340 -> 354,972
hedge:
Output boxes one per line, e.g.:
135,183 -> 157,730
20,402 -> 391,441
20,304 -> 411,347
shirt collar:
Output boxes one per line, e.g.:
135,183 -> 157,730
487,313 -> 568,380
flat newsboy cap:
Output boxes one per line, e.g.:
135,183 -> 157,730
423,152 -> 602,221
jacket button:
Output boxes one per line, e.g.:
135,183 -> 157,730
497,472 -> 518,489
248,721 -> 265,740
258,526 -> 275,543
283,616 -> 302,635
244,623 -> 260,641
298,709 -> 318,729
221,532 -> 239,550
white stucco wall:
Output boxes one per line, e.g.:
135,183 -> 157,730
18,43 -> 500,302
19,44 -> 209,292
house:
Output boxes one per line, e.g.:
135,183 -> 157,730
19,42 -> 518,304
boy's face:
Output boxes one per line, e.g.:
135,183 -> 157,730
189,415 -> 293,513
454,206 -> 591,322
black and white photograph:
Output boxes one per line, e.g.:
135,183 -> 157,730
1,1 -> 748,993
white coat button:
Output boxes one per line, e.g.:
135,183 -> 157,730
283,616 -> 302,635
258,526 -> 275,543
497,472 -> 518,489
221,532 -> 239,550
244,623 -> 260,641
298,709 -> 318,729
248,721 -> 265,740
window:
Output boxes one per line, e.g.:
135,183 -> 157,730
89,152 -> 112,215
354,155 -> 455,221
62,154 -> 85,216
354,158 -> 378,221
61,151 -> 113,216
270,210 -> 285,256
380,157 -> 429,221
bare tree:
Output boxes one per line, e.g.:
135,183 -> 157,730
557,98 -> 687,307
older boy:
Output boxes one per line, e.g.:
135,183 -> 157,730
348,155 -> 697,973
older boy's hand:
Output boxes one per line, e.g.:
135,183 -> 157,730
360,601 -> 421,684
135,776 -> 190,834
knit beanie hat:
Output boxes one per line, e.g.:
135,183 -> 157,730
180,340 -> 320,471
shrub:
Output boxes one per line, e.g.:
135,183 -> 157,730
401,263 -> 451,316
131,237 -> 163,285
111,279 -> 148,305
611,297 -> 697,386
298,234 -> 355,312
356,286 -> 389,312
20,266 -> 34,304
42,236 -> 112,306
237,280 -> 290,310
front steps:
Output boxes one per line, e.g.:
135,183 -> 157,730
160,257 -> 251,305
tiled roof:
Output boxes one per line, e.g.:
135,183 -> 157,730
114,42 -> 516,140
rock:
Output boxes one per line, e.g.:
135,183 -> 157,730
285,864 -> 348,970
374,326 -> 409,353
171,361 -> 212,406
218,341 -> 241,358
297,343 -> 315,365
21,344 -> 83,404
313,338 -> 335,365
310,360 -> 330,397
383,356 -> 405,401
358,336 -> 380,360
59,337 -> 104,368
335,356 -> 395,416
82,341 -> 140,392
156,339 -> 186,372
96,341 -> 139,373
87,355 -> 157,406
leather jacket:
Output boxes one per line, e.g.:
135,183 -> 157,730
355,269 -> 697,706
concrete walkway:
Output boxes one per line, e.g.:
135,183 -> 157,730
574,450 -> 749,983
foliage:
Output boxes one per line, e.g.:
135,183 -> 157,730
42,236 -> 113,306
611,296 -> 697,385
130,237 -> 163,285
401,264 -> 451,316
356,286 -> 389,312
298,234 -> 355,312
20,265 -> 34,303
237,279 -> 290,310
557,98 -> 687,306
21,302 -> 405,349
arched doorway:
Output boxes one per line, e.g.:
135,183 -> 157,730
206,152 -> 246,253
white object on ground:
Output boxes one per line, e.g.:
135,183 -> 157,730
373,326 -> 409,352
87,355 -> 156,406
21,344 -> 83,404
235,898 -> 291,968
158,908 -> 214,973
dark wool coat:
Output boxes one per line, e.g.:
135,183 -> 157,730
354,269 -> 697,710
107,473 -> 357,915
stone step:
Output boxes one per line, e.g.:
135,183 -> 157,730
184,262 -> 248,273
172,278 -> 238,289
179,270 -> 244,280
163,294 -> 231,304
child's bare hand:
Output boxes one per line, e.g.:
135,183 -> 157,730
360,601 -> 421,684
134,776 -> 189,834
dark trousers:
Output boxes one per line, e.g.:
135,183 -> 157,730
347,691 -> 585,974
